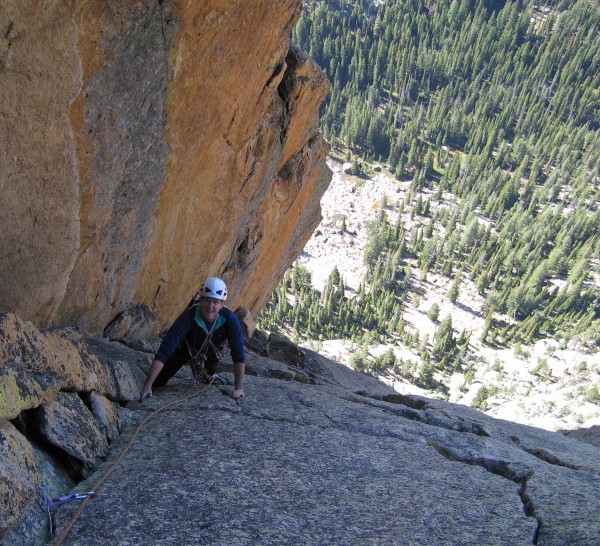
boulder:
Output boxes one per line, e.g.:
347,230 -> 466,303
0,422 -> 39,535
28,392 -> 109,478
244,328 -> 270,358
268,331 -> 307,368
102,360 -> 146,403
0,313 -> 150,421
234,307 -> 256,339
71,333 -> 150,401
0,313 -> 108,420
1,438 -> 75,546
85,391 -> 120,444
561,424 -> 600,448
0,315 -> 151,542
103,305 -> 158,342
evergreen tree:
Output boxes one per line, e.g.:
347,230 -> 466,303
433,315 -> 455,360
264,0 -> 599,388
447,277 -> 461,304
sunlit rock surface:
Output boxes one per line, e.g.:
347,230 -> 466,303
54,350 -> 600,546
0,0 -> 330,333
1,313 -> 599,544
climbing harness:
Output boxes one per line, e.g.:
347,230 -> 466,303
51,379 -> 214,546
186,316 -> 223,384
186,341 -> 211,384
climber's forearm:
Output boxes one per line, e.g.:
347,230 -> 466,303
233,361 -> 245,394
140,359 -> 164,400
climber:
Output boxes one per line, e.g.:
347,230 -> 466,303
139,277 -> 245,400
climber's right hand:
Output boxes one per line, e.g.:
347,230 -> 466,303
139,386 -> 153,401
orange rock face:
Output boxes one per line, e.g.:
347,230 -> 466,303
0,0 -> 331,333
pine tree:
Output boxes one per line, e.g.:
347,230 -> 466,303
447,277 -> 461,303
433,315 -> 455,359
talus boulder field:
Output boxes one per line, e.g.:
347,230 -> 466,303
0,0 -> 331,333
2,313 -> 597,545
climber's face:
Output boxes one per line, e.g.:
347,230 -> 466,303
199,296 -> 223,323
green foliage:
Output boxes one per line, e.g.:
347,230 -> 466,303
258,261 -> 406,349
350,160 -> 367,178
350,345 -> 370,372
417,360 -> 436,389
479,314 -> 493,344
260,0 -> 600,400
447,278 -> 461,304
433,314 -> 455,360
472,386 -> 496,411
532,358 -> 552,382
461,369 -> 475,393
291,0 -> 599,344
584,386 -> 600,406
372,348 -> 397,373
427,303 -> 440,323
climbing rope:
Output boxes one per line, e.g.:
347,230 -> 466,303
52,379 -> 214,546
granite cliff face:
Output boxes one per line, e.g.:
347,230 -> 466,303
1,313 -> 599,545
0,0 -> 331,333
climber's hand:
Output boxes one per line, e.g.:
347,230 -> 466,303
232,388 -> 244,399
139,386 -> 153,401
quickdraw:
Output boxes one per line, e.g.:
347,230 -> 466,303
47,492 -> 94,536
51,381 -> 214,546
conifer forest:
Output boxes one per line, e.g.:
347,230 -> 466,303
259,0 -> 599,389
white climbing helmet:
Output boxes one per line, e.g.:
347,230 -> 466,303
200,277 -> 228,301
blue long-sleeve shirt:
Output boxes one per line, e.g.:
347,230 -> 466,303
155,305 -> 245,364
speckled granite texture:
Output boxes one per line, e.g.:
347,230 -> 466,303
53,350 -> 600,546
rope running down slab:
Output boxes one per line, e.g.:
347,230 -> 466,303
52,380 -> 214,546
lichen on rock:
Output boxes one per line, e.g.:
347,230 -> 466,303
0,421 -> 39,535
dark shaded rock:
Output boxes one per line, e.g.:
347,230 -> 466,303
29,393 -> 108,479
268,331 -> 306,367
234,307 -> 256,339
73,334 -> 149,401
561,424 -> 600,448
244,329 -> 270,357
102,359 -> 146,403
116,337 -> 162,354
244,354 -> 298,383
382,392 -> 428,409
85,391 -> 120,444
1,438 -> 74,546
74,333 -> 151,374
103,305 -> 158,342
0,422 -> 39,536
